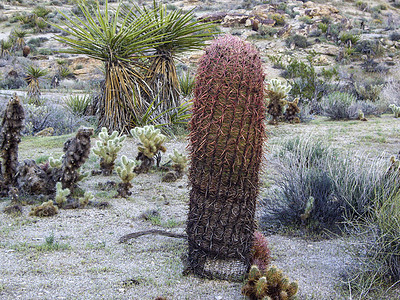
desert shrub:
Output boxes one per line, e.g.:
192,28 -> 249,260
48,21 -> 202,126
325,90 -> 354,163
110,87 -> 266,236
286,34 -> 308,48
389,31 -> 400,41
257,25 -> 278,37
361,58 -> 388,73
299,16 -> 314,24
32,6 -> 52,19
282,57 -> 328,108
63,94 -> 91,117
0,76 -> 26,89
27,37 -> 47,48
352,100 -> 379,116
321,91 -> 357,120
381,68 -> 400,106
355,39 -> 384,57
339,32 -> 360,45
343,189 -> 400,298
260,137 -> 395,235
271,14 -> 285,26
355,81 -> 383,101
318,23 -> 328,33
22,103 -> 93,135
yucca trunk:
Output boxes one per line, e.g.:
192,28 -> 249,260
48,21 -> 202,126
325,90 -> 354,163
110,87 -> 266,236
147,49 -> 180,113
187,35 -> 266,280
98,61 -> 145,133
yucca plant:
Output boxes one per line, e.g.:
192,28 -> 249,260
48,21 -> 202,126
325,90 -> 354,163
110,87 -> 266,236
11,28 -> 28,51
0,39 -> 13,58
32,6 -> 52,19
25,65 -> 48,105
64,95 -> 91,117
52,0 -> 171,133
124,1 -> 214,118
178,70 -> 195,98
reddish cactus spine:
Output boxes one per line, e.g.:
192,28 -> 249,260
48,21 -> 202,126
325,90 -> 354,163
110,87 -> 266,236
187,35 -> 266,280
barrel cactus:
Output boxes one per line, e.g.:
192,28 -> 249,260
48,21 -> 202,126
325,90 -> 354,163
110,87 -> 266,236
187,35 -> 266,280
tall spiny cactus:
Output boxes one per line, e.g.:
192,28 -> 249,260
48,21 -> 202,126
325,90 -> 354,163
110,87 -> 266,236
187,35 -> 266,280
0,93 -> 25,189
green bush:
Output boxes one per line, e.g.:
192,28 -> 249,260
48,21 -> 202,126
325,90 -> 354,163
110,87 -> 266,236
261,137 -> 397,235
299,16 -> 314,24
282,57 -> 325,106
286,34 -> 308,48
339,32 -> 360,45
389,31 -> 400,41
343,189 -> 400,297
355,81 -> 383,102
355,39 -> 384,57
321,91 -> 357,120
271,14 -> 285,26
318,23 -> 328,33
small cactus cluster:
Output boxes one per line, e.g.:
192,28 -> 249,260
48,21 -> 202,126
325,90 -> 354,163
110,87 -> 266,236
79,191 -> 94,207
29,200 -> 59,217
131,125 -> 167,173
357,109 -> 367,121
116,155 -> 137,197
285,98 -> 300,123
389,104 -> 400,118
170,149 -> 188,173
266,79 -> 300,125
92,127 -> 126,175
162,149 -> 188,182
242,265 -> 298,300
55,182 -> 70,206
49,156 -> 62,169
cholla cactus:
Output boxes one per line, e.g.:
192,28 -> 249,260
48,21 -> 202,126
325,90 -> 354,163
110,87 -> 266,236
284,98 -> 300,123
268,79 -> 291,98
389,104 -> 400,118
357,109 -> 367,121
1,93 -> 25,189
170,149 -> 188,173
29,200 -> 58,217
116,155 -> 137,197
131,125 -> 167,158
79,191 -> 94,207
130,125 -> 167,173
49,156 -> 62,169
55,182 -> 70,206
242,265 -> 298,300
266,79 -> 291,125
162,149 -> 188,182
92,127 -> 126,175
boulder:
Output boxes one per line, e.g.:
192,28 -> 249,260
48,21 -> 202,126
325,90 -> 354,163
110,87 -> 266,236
311,43 -> 340,56
303,1 -> 340,18
221,14 -> 249,27
198,12 -> 228,23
